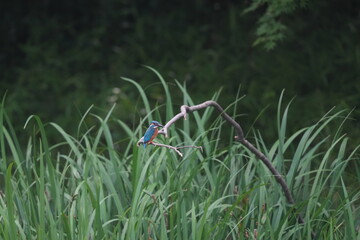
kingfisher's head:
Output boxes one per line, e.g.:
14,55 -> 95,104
150,121 -> 163,128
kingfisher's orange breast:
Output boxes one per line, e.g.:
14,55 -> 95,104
149,128 -> 158,142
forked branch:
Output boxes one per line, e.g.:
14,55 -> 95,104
137,139 -> 203,157
157,100 -> 309,229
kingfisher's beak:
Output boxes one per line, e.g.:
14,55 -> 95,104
158,123 -> 163,127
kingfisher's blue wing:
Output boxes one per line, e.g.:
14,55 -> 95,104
143,126 -> 155,147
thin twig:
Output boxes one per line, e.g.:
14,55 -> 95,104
149,142 -> 183,157
137,137 -> 202,157
156,100 -> 312,236
176,145 -> 203,151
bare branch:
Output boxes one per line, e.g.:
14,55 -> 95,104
150,142 -> 183,157
158,101 -> 244,140
176,145 -> 203,151
137,137 -> 202,157
156,100 -> 310,233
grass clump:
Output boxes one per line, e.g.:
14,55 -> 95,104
0,72 -> 359,239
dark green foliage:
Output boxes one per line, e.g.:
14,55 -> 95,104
0,0 -> 359,150
244,0 -> 308,50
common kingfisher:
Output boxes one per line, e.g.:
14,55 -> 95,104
143,121 -> 163,147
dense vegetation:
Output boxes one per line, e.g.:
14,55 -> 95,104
0,1 -> 359,239
1,80 -> 359,239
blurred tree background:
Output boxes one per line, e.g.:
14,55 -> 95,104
1,0 -> 359,147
